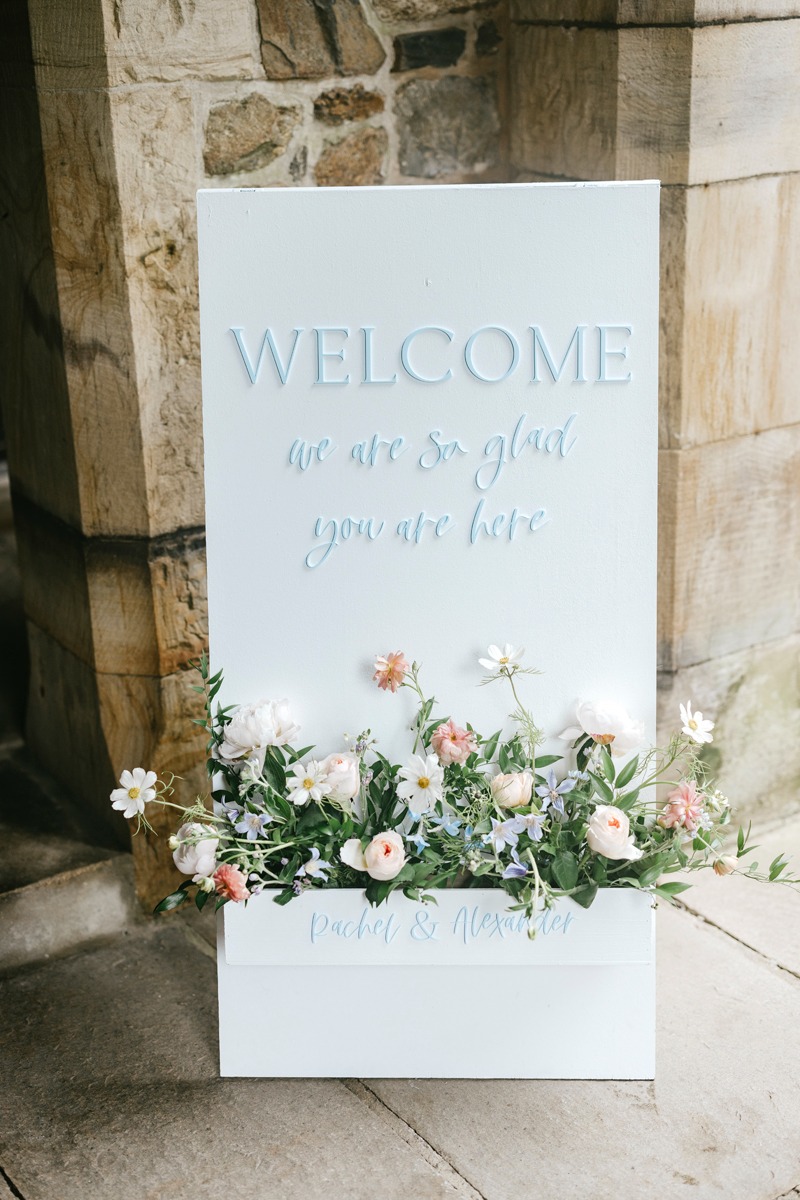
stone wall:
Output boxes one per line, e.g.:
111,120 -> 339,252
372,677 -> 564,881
1,0 -> 798,906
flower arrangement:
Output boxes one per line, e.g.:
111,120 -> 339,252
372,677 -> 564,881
112,645 -> 797,929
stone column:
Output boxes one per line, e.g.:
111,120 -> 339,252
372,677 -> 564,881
509,2 -> 800,818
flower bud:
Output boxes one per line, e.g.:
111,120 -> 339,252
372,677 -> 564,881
197,875 -> 216,893
168,835 -> 180,850
713,855 -> 737,877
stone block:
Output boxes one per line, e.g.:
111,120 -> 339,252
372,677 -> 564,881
476,20 -> 502,57
313,84 -> 385,125
391,28 -> 466,72
661,173 -> 800,449
396,75 -> 500,178
370,0 -> 472,21
315,126 -> 388,186
257,0 -> 386,80
658,428 -> 800,672
657,637 -> 800,824
511,19 -> 800,184
109,86 -> 206,535
510,1 -> 694,21
204,93 -> 300,175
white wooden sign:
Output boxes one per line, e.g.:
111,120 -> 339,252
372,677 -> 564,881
197,182 -> 659,758
217,889 -> 655,1079
198,182 -> 660,1080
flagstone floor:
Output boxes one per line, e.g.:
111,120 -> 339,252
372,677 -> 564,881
1,817 -> 798,1200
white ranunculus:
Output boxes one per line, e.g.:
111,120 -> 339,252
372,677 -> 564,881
321,753 -> 361,801
340,837 -> 368,872
218,699 -> 300,768
364,831 -> 407,881
490,771 -> 533,809
560,699 -> 644,757
585,806 -> 643,861
172,821 -> 219,881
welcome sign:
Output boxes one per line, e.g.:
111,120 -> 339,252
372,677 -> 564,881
197,182 -> 659,758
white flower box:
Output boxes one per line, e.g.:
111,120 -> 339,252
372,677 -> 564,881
217,887 -> 655,1079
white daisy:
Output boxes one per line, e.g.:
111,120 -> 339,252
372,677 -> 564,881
110,767 -> 158,819
397,754 -> 444,811
478,643 -> 525,673
680,702 -> 715,745
286,759 -> 332,806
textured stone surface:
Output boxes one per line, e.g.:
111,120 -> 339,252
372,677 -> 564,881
0,928 -> 464,1200
396,76 -> 500,177
370,0 -> 471,21
661,173 -> 800,449
257,0 -> 386,80
658,429 -> 800,671
204,93 -> 300,175
313,83 -> 385,125
657,637 -> 800,824
315,126 -> 388,186
475,20 -> 502,57
369,902 -> 800,1200
392,28 -> 466,72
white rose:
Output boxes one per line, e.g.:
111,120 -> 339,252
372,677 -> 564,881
340,837 -> 368,872
585,806 -> 643,861
490,771 -> 533,809
560,699 -> 644,757
364,831 -> 407,881
321,753 -> 361,801
172,822 -> 219,881
218,698 -> 300,768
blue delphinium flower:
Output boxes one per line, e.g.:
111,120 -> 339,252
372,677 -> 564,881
235,811 -> 271,841
535,768 -> 575,817
407,832 -> 429,854
502,849 -> 528,880
430,813 -> 462,837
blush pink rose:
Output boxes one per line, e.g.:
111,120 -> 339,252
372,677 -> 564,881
373,651 -> 409,693
364,831 -> 406,881
213,863 -> 250,901
658,780 -> 705,831
431,719 -> 477,765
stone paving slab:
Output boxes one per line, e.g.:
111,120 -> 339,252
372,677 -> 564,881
0,924 -> 466,1200
678,813 -> 800,978
368,902 -> 800,1200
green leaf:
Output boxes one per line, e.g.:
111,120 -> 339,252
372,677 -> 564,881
615,755 -> 639,790
654,881 -> 692,899
498,744 -> 511,773
482,730 -> 501,762
589,772 -> 613,804
551,850 -> 579,891
534,754 -> 561,768
153,890 -> 189,914
195,889 -> 210,911
600,746 -> 616,783
614,788 -> 640,812
571,882 -> 598,909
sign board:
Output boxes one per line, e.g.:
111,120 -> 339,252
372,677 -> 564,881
197,182 -> 659,757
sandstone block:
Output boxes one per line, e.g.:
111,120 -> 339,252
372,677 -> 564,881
370,0 -> 470,21
204,93 -> 300,175
657,636 -> 800,823
313,84 -> 385,125
257,0 -> 385,80
658,428 -> 800,673
315,126 -> 388,186
396,75 -> 500,178
661,173 -> 800,449
476,20 -> 502,57
392,28 -> 466,72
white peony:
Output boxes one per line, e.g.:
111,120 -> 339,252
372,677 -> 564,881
490,771 -> 533,809
321,753 -> 361,801
218,699 -> 300,769
560,699 -> 644,757
585,806 -> 643,861
172,821 -> 219,881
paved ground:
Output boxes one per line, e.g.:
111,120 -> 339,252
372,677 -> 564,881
1,817 -> 798,1200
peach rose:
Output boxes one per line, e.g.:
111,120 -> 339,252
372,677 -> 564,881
586,806 -> 643,861
364,831 -> 406,881
490,771 -> 533,809
431,719 -> 477,766
213,862 -> 250,901
321,753 -> 361,801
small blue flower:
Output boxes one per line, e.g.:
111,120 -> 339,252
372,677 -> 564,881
502,849 -> 528,880
407,832 -> 428,854
483,818 -> 521,854
430,813 -> 462,836
535,768 -> 575,817
295,847 -> 331,882
517,811 -> 547,842
235,811 -> 271,841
